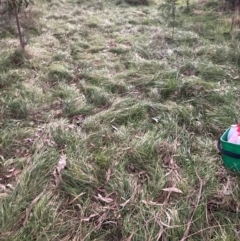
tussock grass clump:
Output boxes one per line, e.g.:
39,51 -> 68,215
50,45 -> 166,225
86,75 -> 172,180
0,50 -> 25,71
0,70 -> 24,88
83,86 -> 111,107
1,0 -> 240,240
0,123 -> 32,159
198,63 -> 229,82
77,73 -> 109,85
104,80 -> 129,94
7,98 -> 29,119
48,62 -> 73,82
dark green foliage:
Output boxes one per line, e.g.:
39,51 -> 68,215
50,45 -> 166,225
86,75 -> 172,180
225,0 -> 240,10
124,0 -> 149,5
8,98 -> 29,119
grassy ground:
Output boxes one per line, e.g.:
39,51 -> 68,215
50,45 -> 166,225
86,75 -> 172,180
1,0 -> 240,240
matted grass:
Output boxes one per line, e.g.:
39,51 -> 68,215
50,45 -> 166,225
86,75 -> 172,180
1,0 -> 240,240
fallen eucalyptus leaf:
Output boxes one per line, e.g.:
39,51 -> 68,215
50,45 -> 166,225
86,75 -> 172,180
57,154 -> 67,174
96,193 -> 113,203
53,154 -> 67,186
120,198 -> 130,207
162,187 -> 183,194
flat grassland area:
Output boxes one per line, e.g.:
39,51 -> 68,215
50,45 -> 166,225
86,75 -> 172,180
1,0 -> 240,240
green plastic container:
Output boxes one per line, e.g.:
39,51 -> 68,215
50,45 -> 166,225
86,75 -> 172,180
218,128 -> 240,171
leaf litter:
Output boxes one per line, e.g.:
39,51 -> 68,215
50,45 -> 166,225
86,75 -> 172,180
162,187 -> 183,194
95,193 -> 114,204
0,166 -> 22,198
53,154 -> 67,186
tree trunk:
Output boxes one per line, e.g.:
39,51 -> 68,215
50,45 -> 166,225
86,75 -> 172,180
14,6 -> 24,49
234,0 -> 240,11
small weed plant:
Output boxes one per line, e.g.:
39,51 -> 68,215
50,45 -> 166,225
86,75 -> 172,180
1,0 -> 29,49
160,0 -> 178,39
